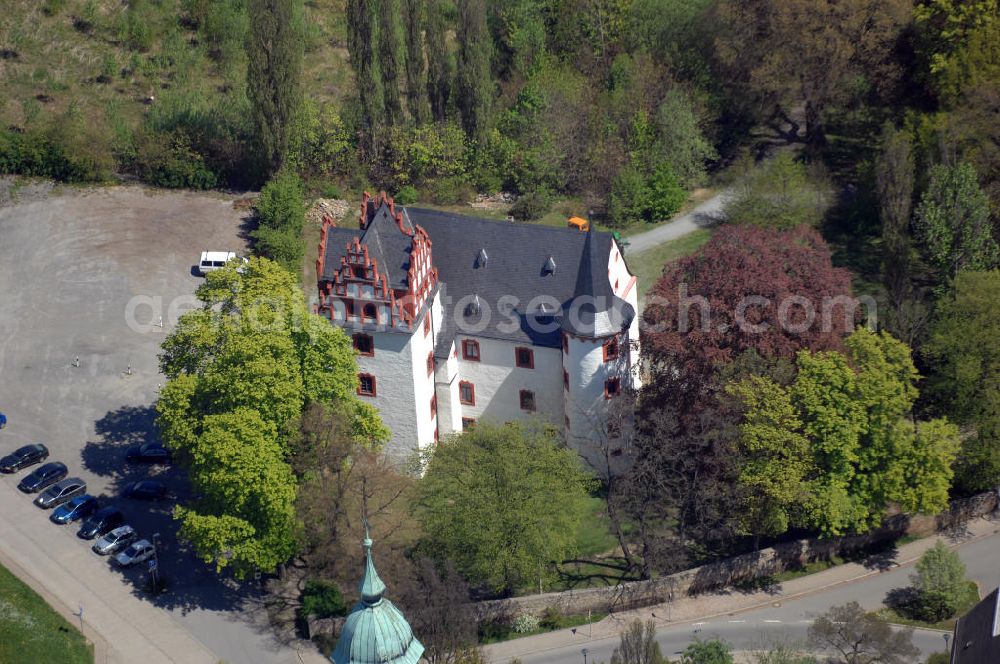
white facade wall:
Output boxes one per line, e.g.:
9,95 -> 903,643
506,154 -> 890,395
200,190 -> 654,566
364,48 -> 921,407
434,341 -> 463,436
608,240 -> 642,390
451,336 -> 563,430
355,330 -> 419,463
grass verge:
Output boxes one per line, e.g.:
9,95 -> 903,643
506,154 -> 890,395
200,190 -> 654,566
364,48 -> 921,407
480,611 -> 608,644
630,228 -> 714,298
0,561 -> 93,664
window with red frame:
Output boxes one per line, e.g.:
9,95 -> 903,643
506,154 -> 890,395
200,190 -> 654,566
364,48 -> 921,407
461,339 -> 480,361
353,333 -> 374,356
605,377 -> 621,399
358,374 -> 376,397
363,303 -> 377,322
426,351 -> 434,376
462,417 -> 476,431
459,381 -> 475,405
602,337 -> 620,362
519,389 -> 536,411
424,315 -> 431,335
430,395 -> 437,418
514,346 -> 534,369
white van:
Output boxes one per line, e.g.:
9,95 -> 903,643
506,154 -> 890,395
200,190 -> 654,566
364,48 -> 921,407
198,251 -> 242,275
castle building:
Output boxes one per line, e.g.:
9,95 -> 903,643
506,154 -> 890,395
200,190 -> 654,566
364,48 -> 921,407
316,192 -> 640,464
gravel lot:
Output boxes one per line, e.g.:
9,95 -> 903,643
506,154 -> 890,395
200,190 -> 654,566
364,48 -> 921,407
0,183 -> 320,663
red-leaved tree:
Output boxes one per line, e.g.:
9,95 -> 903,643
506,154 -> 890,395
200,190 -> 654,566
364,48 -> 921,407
642,225 -> 856,379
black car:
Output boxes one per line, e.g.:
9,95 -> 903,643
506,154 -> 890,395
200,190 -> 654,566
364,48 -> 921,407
125,443 -> 171,464
0,443 -> 49,473
17,461 -> 68,493
77,506 -> 125,539
122,480 -> 168,501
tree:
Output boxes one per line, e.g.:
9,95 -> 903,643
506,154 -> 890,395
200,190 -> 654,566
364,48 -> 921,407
402,0 -> 428,123
610,620 -> 667,664
726,375 -> 811,544
925,270 -> 1000,492
875,123 -> 919,343
415,422 -> 593,594
914,162 -> 997,284
809,602 -> 919,664
642,225 -> 856,381
346,0 -> 385,158
246,0 -> 303,178
725,153 -> 831,230
651,89 -> 717,188
377,0 -> 405,126
715,0 -> 911,146
455,0 -> 493,143
679,638 -> 734,664
252,170 -> 306,272
911,540 -> 968,621
425,0 -> 453,122
402,559 -> 478,664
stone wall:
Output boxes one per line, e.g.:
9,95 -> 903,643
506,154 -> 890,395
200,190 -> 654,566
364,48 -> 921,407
475,491 -> 999,621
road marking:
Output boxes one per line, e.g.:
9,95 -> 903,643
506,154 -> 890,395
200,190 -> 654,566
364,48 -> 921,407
763,619 -> 782,623
728,620 -> 746,623
693,622 -> 708,626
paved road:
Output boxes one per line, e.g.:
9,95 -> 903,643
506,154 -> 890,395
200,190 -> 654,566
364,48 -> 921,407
0,185 -> 325,664
493,525 -> 1000,664
624,191 -> 728,255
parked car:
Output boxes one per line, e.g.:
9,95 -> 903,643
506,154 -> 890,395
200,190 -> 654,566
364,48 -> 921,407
78,507 -> 125,540
50,495 -> 99,524
125,443 -> 171,464
18,462 -> 68,493
0,443 -> 48,473
93,525 -> 137,556
122,480 -> 168,501
35,477 -> 86,508
113,539 -> 155,567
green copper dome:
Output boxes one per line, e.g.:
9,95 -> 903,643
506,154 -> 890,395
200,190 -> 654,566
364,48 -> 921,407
331,533 -> 424,664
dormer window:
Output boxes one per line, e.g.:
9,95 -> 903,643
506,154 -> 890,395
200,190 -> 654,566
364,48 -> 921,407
543,255 -> 556,274
476,248 -> 488,268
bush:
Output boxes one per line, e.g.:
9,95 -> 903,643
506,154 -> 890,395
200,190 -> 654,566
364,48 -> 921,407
425,176 -> 474,205
908,590 -> 958,623
510,614 -> 540,634
608,165 -> 649,227
395,185 -> 419,205
539,606 -> 562,630
912,541 -> 967,614
134,133 -> 218,190
926,653 -> 950,664
299,580 -> 347,619
509,190 -> 552,221
0,127 -> 109,183
647,163 -> 686,220
321,183 -> 343,199
253,171 -> 306,272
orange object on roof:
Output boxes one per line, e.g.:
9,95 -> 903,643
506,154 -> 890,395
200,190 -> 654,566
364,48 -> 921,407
567,216 -> 589,232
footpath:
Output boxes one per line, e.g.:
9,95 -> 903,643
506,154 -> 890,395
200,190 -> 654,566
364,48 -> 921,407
486,516 -> 1000,663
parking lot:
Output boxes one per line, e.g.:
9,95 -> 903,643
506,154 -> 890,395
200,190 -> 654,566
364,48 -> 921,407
0,183 -> 320,663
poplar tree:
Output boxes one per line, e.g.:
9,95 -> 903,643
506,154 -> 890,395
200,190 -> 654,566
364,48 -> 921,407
377,0 -> 405,126
456,0 -> 493,143
402,0 -> 428,123
246,0 -> 303,179
346,0 -> 385,157
425,0 -> 453,122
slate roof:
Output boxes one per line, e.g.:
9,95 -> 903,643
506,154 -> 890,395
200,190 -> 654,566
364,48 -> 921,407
952,586 -> 1000,663
320,204 -> 635,349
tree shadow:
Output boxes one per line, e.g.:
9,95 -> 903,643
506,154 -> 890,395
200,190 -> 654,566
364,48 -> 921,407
885,586 -> 918,614
81,405 -> 160,479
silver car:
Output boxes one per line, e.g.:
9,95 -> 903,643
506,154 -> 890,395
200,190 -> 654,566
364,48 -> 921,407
114,539 -> 155,567
34,477 -> 86,509
92,525 -> 137,556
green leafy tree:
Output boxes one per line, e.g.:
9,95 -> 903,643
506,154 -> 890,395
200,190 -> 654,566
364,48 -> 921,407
456,0 -> 494,143
415,422 -> 593,594
646,164 -> 686,221
377,0 -> 405,126
726,376 -> 811,543
246,0 -> 303,178
609,164 -> 650,226
914,0 -> 999,103
402,0 -> 428,122
915,162 -> 997,284
652,89 -> 717,188
679,638 -> 734,664
725,153 -> 831,230
346,0 -> 386,158
610,620 -> 668,664
252,170 -> 306,272
425,0 -> 453,122
910,540 -> 969,621
925,270 -> 1000,492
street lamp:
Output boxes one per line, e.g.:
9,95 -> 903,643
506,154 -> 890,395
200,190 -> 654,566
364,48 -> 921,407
581,648 -> 589,664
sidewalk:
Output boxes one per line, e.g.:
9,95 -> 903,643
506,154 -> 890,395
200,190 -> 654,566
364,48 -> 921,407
485,516 -> 999,663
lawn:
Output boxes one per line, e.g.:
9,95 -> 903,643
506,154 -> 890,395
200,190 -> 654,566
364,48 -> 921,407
875,581 -> 980,631
0,562 -> 93,664
630,228 -> 714,298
